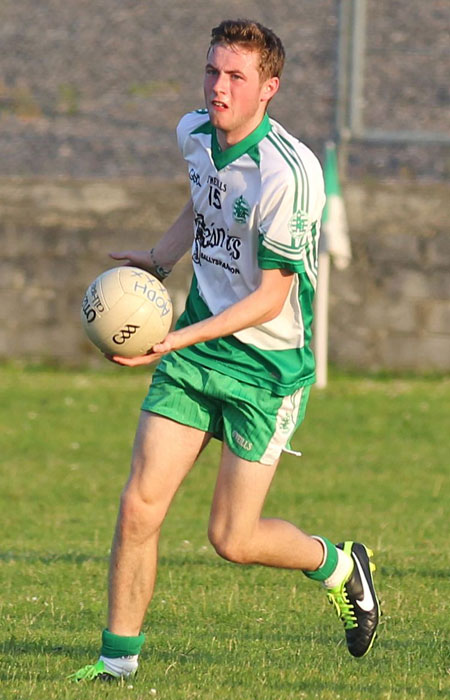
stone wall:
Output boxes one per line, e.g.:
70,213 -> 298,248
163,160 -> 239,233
1,178 -> 449,371
0,178 -> 192,364
329,182 -> 450,370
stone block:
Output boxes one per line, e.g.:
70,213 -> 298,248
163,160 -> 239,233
424,301 -> 450,334
386,300 -> 418,333
0,262 -> 27,290
366,233 -> 421,266
81,183 -> 132,215
427,232 -> 450,268
379,334 -> 450,370
428,271 -> 450,299
383,268 -> 431,300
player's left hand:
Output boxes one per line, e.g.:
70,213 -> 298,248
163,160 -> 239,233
106,334 -> 176,367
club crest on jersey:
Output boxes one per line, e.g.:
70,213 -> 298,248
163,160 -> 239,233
278,412 -> 293,434
288,210 -> 311,249
233,195 -> 250,224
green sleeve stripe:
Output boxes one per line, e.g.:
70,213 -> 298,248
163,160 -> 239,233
262,236 -> 305,255
267,133 -> 299,211
267,131 -> 310,213
264,131 -> 316,286
258,236 -> 306,272
276,132 -> 310,212
260,229 -> 318,288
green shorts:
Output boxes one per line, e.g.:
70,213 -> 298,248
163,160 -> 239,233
141,352 -> 310,466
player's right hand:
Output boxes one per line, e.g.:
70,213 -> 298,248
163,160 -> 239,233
109,250 -> 153,272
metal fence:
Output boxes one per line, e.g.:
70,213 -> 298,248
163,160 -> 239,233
336,0 -> 450,179
0,0 -> 448,180
337,0 -> 450,144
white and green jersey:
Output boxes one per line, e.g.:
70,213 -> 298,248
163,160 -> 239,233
175,109 -> 326,396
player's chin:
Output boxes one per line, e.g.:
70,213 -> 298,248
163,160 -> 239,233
208,108 -> 228,126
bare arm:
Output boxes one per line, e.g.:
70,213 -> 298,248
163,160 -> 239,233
111,267 -> 295,367
109,199 -> 194,274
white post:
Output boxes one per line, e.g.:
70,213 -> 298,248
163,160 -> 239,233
315,251 -> 330,389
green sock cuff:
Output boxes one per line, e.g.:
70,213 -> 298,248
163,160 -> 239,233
303,536 -> 339,582
101,628 -> 146,658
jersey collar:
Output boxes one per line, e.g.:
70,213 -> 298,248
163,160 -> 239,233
194,113 -> 272,171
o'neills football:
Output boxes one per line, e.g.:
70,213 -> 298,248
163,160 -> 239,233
81,266 -> 173,357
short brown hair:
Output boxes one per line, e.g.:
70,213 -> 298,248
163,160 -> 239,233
209,19 -> 285,82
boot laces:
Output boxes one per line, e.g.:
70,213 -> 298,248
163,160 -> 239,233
327,586 -> 358,630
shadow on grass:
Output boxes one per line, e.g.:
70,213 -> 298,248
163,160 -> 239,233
0,550 -> 224,568
3,550 -> 447,578
380,565 -> 449,579
0,551 -> 108,565
261,677 -> 445,698
0,638 -> 95,658
0,638 -> 99,681
2,631 -> 445,695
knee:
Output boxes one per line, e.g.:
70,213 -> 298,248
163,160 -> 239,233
208,526 -> 251,564
118,488 -> 165,541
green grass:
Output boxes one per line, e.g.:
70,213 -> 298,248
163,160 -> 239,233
0,363 -> 449,699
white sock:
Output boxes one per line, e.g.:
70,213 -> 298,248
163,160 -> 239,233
322,548 -> 353,589
100,654 -> 139,677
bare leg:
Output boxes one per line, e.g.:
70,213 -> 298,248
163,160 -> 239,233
108,412 -> 211,636
208,443 -> 323,571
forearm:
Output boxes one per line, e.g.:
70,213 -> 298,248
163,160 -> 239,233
164,268 -> 294,353
151,199 -> 194,268
110,268 -> 294,367
173,289 -> 277,350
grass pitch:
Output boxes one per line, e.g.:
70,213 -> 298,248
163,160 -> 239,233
0,363 -> 448,699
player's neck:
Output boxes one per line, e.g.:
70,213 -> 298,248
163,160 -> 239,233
216,113 -> 267,151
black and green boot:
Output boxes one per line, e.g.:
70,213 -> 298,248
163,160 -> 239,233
327,541 -> 380,657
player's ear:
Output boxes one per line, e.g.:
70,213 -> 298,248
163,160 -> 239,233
261,76 -> 280,104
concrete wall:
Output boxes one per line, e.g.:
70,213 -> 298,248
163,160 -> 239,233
1,178 -> 449,370
329,182 -> 450,370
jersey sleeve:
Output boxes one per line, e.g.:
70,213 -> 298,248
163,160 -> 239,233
176,110 -> 210,157
257,160 -> 324,274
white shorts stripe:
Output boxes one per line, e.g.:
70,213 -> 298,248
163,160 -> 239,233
260,386 -> 305,465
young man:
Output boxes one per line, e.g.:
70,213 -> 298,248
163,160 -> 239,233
71,19 -> 379,681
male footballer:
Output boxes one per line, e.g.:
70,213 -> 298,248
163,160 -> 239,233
71,19 -> 379,682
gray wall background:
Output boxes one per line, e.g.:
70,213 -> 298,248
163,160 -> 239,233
1,178 -> 448,370
0,1 -> 449,370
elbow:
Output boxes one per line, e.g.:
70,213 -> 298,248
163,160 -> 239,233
260,303 -> 284,324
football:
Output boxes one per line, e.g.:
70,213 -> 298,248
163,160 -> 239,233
81,266 -> 173,357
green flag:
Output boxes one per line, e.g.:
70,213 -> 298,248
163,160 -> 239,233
321,141 -> 351,269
